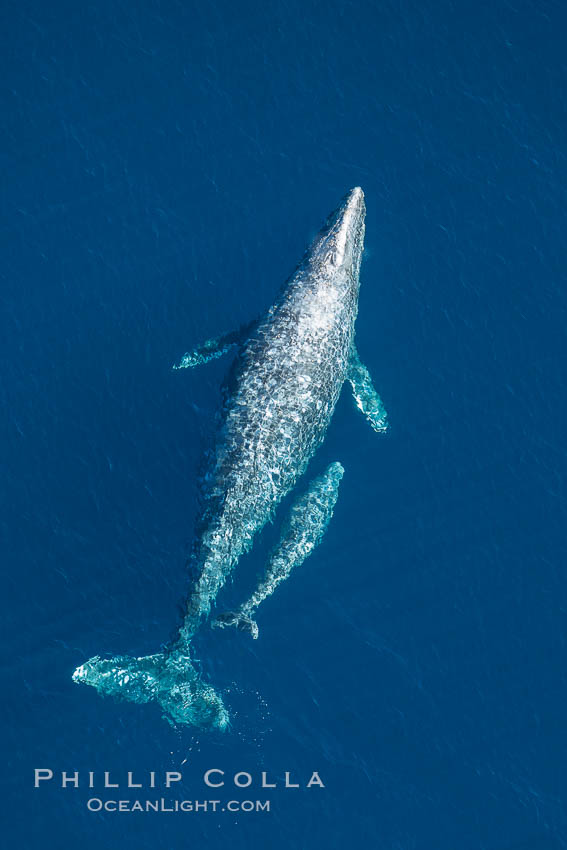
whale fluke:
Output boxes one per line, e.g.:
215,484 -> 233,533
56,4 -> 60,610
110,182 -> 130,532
213,611 -> 259,639
72,651 -> 229,730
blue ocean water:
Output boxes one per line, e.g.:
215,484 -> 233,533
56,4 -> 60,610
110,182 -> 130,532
2,0 -> 566,846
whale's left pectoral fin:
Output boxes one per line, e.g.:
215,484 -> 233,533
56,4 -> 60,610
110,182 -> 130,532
347,345 -> 388,433
173,319 -> 257,370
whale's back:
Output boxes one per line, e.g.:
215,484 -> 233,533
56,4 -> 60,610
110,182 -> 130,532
202,256 -> 359,530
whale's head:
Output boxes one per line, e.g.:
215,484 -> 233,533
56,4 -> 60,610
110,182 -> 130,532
308,187 -> 366,285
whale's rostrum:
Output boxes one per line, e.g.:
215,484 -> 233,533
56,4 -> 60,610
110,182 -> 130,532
72,187 -> 387,729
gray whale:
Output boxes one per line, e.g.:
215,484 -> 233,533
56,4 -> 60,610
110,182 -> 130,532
73,187 -> 387,729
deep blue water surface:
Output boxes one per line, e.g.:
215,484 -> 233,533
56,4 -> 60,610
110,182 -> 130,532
3,1 -> 567,847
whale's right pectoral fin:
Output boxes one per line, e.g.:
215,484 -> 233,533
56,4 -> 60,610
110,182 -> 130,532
347,345 -> 388,433
173,319 -> 257,370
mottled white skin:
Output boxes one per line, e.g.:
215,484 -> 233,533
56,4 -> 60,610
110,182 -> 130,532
72,188 -> 378,729
179,188 -> 366,642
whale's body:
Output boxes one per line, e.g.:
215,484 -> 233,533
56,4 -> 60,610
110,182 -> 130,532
183,187 -> 366,635
73,187 -> 386,729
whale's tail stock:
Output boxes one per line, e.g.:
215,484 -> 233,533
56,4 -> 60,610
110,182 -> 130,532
72,649 -> 229,730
